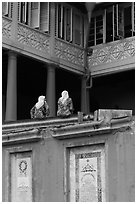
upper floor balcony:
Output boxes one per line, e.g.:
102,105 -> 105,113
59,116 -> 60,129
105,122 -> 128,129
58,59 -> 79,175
2,2 -> 135,76
88,36 -> 135,76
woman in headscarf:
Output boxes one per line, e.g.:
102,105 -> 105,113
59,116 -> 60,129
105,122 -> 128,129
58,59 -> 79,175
30,95 -> 50,119
57,90 -> 73,117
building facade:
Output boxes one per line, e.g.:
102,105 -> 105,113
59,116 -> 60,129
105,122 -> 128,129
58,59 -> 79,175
2,2 -> 135,202
2,109 -> 135,201
2,2 -> 135,121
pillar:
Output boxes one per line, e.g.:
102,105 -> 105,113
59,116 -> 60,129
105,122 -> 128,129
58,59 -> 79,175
81,76 -> 87,114
5,51 -> 17,121
46,64 -> 56,117
86,88 -> 90,113
81,76 -> 91,114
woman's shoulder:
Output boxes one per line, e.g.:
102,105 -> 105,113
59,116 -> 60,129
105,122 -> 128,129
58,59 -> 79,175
58,97 -> 62,102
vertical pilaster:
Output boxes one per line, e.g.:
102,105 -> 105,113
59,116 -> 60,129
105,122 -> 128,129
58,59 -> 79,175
5,51 -> 17,121
46,64 -> 56,117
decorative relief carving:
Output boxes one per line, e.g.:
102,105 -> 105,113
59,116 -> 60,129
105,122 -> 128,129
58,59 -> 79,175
75,152 -> 101,202
17,158 -> 30,191
2,17 -> 12,38
18,24 -> 50,54
19,160 -> 28,175
69,146 -> 105,202
55,39 -> 84,66
88,37 -> 135,67
11,153 -> 32,201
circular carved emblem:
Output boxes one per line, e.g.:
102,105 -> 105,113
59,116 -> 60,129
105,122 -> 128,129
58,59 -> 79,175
19,160 -> 27,173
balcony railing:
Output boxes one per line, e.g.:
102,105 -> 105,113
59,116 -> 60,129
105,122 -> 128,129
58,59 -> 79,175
55,38 -> 84,70
2,16 -> 12,39
88,37 -> 135,76
17,22 -> 50,55
2,16 -> 85,74
3,16 -> 135,75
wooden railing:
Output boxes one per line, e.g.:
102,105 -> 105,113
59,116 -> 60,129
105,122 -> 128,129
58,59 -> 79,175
88,37 -> 135,76
2,16 -> 12,39
3,16 -> 135,76
2,16 -> 85,74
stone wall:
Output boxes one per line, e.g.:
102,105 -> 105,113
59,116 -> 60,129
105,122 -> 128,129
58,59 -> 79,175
2,109 -> 135,201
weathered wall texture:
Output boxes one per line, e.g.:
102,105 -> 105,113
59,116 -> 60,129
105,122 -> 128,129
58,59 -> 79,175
2,110 -> 135,202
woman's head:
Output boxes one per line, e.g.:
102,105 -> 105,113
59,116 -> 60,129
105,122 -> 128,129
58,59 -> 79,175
60,90 -> 69,103
61,90 -> 69,99
38,95 -> 45,102
36,95 -> 45,109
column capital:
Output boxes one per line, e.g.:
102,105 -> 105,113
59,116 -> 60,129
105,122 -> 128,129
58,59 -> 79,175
48,63 -> 56,68
8,50 -> 17,57
47,63 -> 57,71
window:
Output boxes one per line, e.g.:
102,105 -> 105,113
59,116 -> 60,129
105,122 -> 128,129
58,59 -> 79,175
106,4 -> 124,43
96,15 -> 103,45
30,2 -> 50,32
2,2 -> 13,18
73,13 -> 81,45
56,3 -> 84,46
58,4 -> 65,39
88,2 -> 135,47
124,2 -> 135,38
18,2 -> 50,33
88,15 -> 103,46
66,8 -> 72,42
30,2 -> 40,28
18,2 -> 31,25
40,2 -> 49,32
57,4 -> 72,42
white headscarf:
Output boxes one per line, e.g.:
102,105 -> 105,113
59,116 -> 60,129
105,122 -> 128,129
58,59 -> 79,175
60,90 -> 69,104
35,95 -> 45,109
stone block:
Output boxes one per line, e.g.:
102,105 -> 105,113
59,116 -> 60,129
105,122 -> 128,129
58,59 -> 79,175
94,109 -> 132,124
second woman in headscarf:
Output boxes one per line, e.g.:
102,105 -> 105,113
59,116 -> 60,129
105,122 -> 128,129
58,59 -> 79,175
57,90 -> 73,117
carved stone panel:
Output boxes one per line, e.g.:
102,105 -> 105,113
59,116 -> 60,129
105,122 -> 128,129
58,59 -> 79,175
69,145 -> 105,202
10,152 -> 32,202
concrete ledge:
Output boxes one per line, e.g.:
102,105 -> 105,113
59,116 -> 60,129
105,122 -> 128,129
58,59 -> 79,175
2,109 -> 133,143
2,128 -> 42,145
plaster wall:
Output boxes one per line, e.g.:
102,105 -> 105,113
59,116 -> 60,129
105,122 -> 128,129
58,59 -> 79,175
2,120 -> 135,202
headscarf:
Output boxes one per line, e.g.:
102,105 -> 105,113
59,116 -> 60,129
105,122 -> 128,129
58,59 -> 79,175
60,90 -> 69,104
35,95 -> 45,109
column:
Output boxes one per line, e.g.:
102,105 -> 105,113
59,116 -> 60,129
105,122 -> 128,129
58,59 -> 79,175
46,64 -> 56,117
81,76 -> 87,114
86,88 -> 90,113
81,76 -> 91,114
5,51 -> 17,121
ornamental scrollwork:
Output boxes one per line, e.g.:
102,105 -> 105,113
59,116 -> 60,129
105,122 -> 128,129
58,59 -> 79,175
19,160 -> 28,174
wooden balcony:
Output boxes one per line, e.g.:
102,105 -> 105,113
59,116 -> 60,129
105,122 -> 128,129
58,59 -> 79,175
2,15 -> 135,76
2,16 -> 85,75
88,37 -> 135,77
